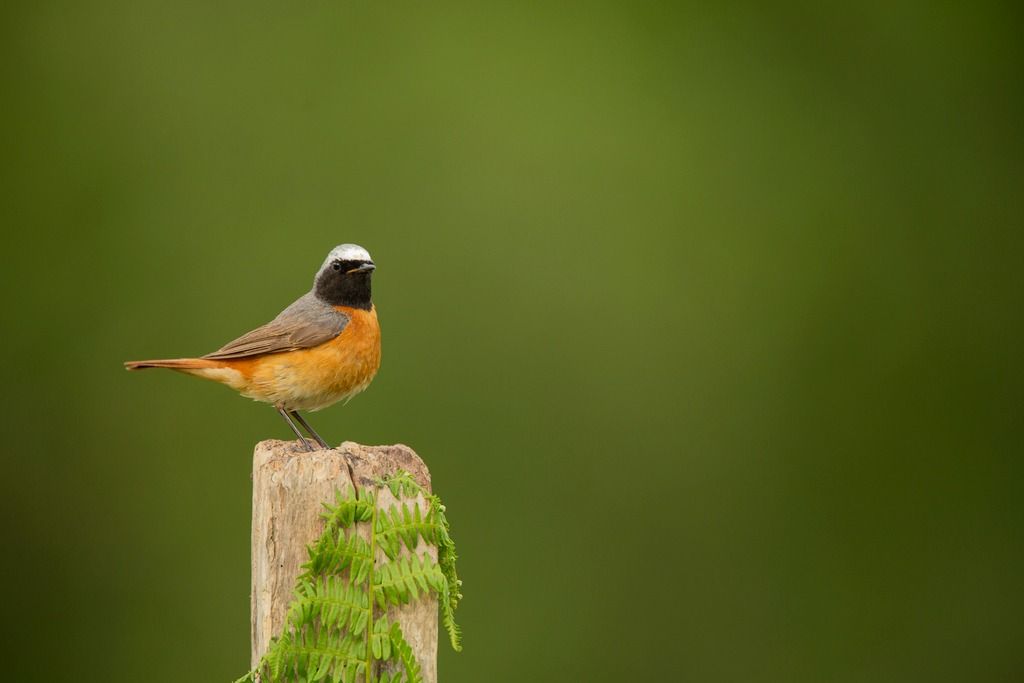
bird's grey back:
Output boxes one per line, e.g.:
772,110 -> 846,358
203,292 -> 350,360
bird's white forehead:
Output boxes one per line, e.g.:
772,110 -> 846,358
323,244 -> 372,267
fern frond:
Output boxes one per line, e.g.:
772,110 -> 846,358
389,621 -> 424,683
240,468 -> 463,681
379,471 -> 422,500
429,496 -> 462,651
439,575 -> 462,653
287,576 -> 370,636
374,501 -> 442,560
377,471 -> 463,651
373,552 -> 446,610
321,487 -> 376,530
300,528 -> 373,582
262,627 -> 367,683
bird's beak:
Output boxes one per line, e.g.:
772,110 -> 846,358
348,262 -> 376,274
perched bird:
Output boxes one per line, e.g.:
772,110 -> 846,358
125,244 -> 381,451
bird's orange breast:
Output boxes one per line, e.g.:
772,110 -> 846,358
213,305 -> 381,412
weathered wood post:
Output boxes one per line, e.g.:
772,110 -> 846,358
251,439 -> 438,682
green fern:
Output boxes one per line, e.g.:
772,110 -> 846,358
236,471 -> 462,683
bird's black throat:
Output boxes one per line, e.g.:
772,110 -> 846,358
315,269 -> 373,310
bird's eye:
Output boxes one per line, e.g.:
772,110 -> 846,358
332,261 -> 342,271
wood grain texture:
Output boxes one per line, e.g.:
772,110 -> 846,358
251,439 -> 437,682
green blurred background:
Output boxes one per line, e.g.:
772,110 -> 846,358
1,2 -> 1021,681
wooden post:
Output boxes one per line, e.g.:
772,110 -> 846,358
251,439 -> 438,683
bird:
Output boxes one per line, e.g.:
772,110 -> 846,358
125,244 -> 381,451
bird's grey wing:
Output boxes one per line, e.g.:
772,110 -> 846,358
202,294 -> 350,360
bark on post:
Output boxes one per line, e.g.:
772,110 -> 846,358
251,439 -> 438,683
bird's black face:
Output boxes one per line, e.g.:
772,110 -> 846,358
315,259 -> 375,309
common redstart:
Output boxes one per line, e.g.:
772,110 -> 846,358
125,244 -> 381,451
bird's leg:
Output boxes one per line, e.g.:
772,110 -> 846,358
276,406 -> 315,452
290,410 -> 331,449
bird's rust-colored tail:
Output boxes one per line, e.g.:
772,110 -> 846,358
124,358 -> 219,371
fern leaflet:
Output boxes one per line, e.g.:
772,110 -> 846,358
238,471 -> 462,682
